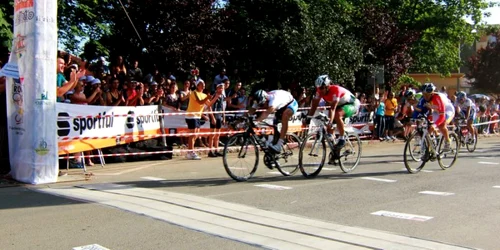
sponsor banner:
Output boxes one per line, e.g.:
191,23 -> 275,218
56,104 -> 306,154
308,110 -> 374,134
5,0 -> 58,184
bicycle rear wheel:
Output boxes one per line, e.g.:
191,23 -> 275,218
466,131 -> 478,153
299,133 -> 326,178
223,133 -> 259,181
275,133 -> 301,176
403,132 -> 428,174
338,132 -> 362,173
438,133 -> 459,170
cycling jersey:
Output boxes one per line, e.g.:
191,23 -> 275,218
429,93 -> 455,126
412,95 -> 428,119
252,89 -> 298,114
454,98 -> 476,121
316,85 -> 356,106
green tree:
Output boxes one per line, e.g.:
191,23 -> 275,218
224,0 -> 363,89
0,1 -> 13,55
400,0 -> 490,75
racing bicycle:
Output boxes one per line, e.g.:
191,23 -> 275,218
403,114 -> 459,173
453,118 -> 478,153
222,116 -> 302,182
298,112 -> 362,178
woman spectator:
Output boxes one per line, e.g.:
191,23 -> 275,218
179,80 -> 191,111
374,98 -> 385,141
165,83 -> 180,109
111,55 -> 127,80
106,78 -> 125,106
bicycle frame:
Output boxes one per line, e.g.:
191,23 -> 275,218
307,113 -> 353,157
414,115 -> 442,159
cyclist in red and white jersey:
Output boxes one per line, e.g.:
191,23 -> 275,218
305,75 -> 360,148
421,83 -> 455,151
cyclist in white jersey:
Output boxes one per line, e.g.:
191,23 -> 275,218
249,89 -> 298,152
455,91 -> 476,140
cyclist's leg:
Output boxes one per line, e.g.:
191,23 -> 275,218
467,112 -> 476,136
270,100 -> 297,152
280,100 -> 298,140
335,100 -> 359,146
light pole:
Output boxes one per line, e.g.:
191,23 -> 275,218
457,42 -> 461,92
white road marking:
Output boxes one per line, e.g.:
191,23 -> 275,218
254,184 -> 292,190
478,162 -> 499,165
361,177 -> 397,183
267,171 -> 282,175
493,186 -> 500,189
477,156 -> 493,159
419,191 -> 455,196
322,167 -> 336,171
93,162 -> 164,176
401,168 -> 433,173
39,184 -> 470,250
141,176 -> 166,181
371,210 -> 433,222
390,161 -> 405,164
73,244 -> 110,250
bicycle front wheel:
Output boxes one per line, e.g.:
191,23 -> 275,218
403,132 -> 428,174
223,133 -> 259,181
299,133 -> 326,178
338,132 -> 362,173
275,133 -> 301,176
438,133 -> 459,170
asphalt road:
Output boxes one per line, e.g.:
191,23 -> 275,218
1,136 -> 499,250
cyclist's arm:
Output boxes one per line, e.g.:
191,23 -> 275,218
307,96 -> 321,116
465,106 -> 471,119
433,96 -> 446,126
325,100 -> 339,124
256,106 -> 276,122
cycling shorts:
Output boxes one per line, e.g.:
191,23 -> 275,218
432,110 -> 454,126
275,99 -> 298,122
460,110 -> 476,122
337,98 -> 360,118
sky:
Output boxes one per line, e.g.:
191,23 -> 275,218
476,6 -> 500,25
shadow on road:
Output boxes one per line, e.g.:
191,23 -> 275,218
0,187 -> 85,210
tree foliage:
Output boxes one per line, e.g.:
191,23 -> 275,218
466,30 -> 500,93
224,0 -> 364,89
0,0 -> 492,90
0,1 -> 13,54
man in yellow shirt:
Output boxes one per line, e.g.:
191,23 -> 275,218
185,79 -> 221,160
383,92 -> 398,141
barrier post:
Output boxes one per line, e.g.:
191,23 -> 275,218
158,100 -> 167,147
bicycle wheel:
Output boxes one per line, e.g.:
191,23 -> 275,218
275,133 -> 301,176
223,133 -> 259,181
466,130 -> 478,153
338,132 -> 362,173
437,133 -> 459,170
404,132 -> 429,174
299,133 -> 326,178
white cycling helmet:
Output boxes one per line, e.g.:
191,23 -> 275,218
315,75 -> 332,88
